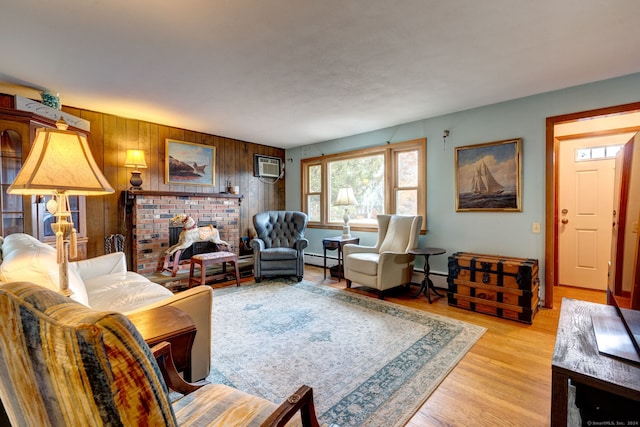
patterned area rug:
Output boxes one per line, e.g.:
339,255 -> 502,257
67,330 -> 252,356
208,279 -> 486,427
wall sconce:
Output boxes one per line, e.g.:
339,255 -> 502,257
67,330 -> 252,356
124,149 -> 148,190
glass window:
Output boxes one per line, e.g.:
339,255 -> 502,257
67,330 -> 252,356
301,138 -> 426,231
576,144 -> 624,161
328,154 -> 384,225
606,145 -> 622,158
0,129 -> 24,236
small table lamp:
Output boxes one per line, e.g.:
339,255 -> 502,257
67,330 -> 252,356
8,118 -> 114,296
335,187 -> 358,238
124,149 -> 148,190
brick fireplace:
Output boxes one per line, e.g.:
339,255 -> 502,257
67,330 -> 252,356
126,191 -> 242,275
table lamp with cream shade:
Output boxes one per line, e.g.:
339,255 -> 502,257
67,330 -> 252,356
124,149 -> 147,190
7,118 -> 114,296
335,187 -> 358,238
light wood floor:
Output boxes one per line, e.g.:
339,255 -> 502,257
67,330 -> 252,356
302,264 -> 606,427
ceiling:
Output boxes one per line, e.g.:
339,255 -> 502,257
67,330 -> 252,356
1,1 -> 639,149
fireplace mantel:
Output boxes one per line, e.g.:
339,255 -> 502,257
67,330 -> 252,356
125,190 -> 243,205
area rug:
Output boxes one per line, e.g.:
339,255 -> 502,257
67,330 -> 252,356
207,279 -> 486,427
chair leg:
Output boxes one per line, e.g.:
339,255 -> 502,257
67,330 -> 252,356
346,280 -> 352,288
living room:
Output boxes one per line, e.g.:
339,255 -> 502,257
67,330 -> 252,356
1,2 -> 640,426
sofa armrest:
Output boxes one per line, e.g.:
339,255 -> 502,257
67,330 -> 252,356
151,342 -> 207,395
72,252 -> 127,280
343,243 -> 377,257
249,238 -> 265,252
127,285 -> 213,381
262,385 -> 321,427
294,238 -> 309,252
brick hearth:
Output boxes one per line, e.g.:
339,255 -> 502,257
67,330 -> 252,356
128,191 -> 242,275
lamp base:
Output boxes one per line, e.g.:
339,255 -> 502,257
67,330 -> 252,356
341,225 -> 351,239
129,170 -> 143,190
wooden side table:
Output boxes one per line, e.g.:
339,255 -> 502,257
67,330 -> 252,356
551,298 -> 640,426
188,251 -> 240,288
409,247 -> 446,303
322,236 -> 360,282
127,306 -> 197,381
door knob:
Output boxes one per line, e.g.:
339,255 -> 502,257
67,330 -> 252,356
561,218 -> 569,224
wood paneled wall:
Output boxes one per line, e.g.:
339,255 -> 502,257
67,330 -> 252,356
60,106 -> 285,259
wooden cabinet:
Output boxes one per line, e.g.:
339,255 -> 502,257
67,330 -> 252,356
0,114 -> 32,237
0,102 -> 88,259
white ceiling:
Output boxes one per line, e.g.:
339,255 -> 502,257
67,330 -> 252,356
1,0 -> 639,149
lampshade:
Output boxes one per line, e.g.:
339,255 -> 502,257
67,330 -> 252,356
335,187 -> 358,206
7,118 -> 114,196
124,149 -> 148,169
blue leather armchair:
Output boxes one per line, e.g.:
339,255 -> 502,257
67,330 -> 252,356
250,211 -> 308,282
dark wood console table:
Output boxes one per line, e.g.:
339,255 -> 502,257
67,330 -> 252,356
551,298 -> 640,426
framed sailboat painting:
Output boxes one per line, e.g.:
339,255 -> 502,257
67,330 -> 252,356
455,138 -> 522,211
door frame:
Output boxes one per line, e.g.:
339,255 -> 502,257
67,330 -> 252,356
545,102 -> 640,308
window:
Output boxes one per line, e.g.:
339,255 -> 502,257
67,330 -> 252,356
302,138 -> 426,231
576,144 -> 623,161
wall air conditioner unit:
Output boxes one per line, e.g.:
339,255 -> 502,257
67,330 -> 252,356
254,155 -> 282,178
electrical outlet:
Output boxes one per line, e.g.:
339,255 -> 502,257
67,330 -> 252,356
532,222 -> 541,234
633,221 -> 638,233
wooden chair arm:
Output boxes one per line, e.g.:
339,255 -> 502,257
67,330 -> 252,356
260,385 -> 321,427
151,342 -> 207,395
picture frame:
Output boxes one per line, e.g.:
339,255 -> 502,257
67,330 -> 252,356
455,138 -> 522,211
165,139 -> 215,186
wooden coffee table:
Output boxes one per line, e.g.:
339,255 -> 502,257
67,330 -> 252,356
127,305 -> 197,381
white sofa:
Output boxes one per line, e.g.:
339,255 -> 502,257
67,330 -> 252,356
0,233 -> 212,381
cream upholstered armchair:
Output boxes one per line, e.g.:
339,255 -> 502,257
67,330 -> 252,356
343,214 -> 422,299
250,211 -> 309,282
0,282 -> 320,427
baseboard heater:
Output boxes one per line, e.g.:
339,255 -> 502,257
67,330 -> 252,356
304,252 -> 337,267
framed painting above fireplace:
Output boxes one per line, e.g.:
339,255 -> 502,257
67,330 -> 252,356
165,139 -> 215,186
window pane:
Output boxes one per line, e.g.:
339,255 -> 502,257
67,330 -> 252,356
591,147 -> 605,159
307,195 -> 321,222
397,151 -> 418,187
396,189 -> 417,215
1,158 -> 21,182
69,196 -> 79,210
1,187 -> 22,212
1,130 -> 22,156
577,148 -> 591,160
2,214 -> 23,236
308,164 -> 321,193
329,155 -> 384,223
606,145 -> 622,158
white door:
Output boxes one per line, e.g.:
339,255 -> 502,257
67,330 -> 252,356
558,137 -> 618,289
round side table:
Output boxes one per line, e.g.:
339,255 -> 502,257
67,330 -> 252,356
409,247 -> 446,303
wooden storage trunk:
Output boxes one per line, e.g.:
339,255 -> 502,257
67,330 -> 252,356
447,252 -> 540,324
